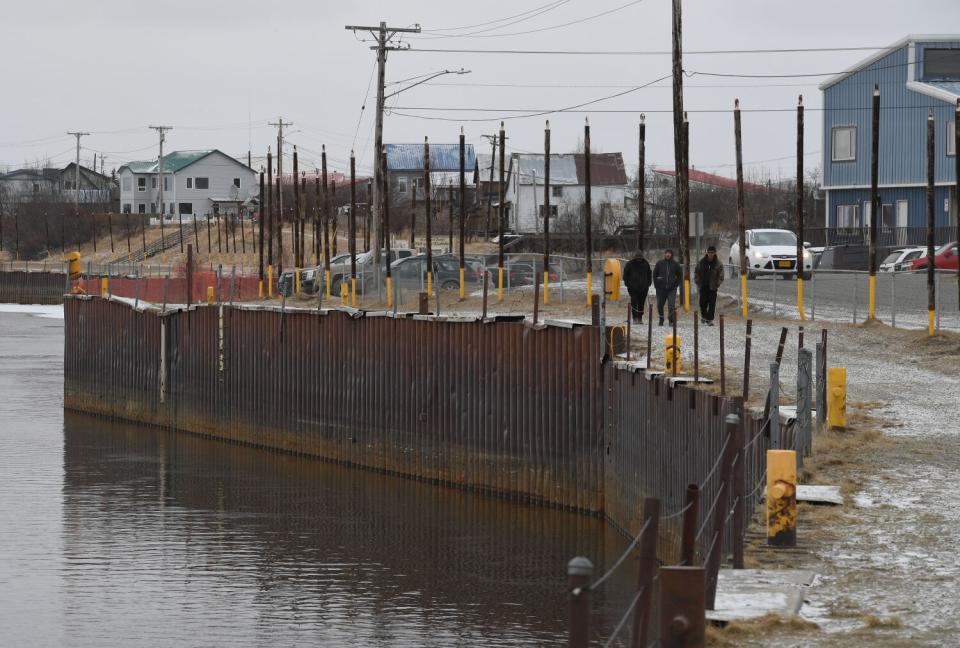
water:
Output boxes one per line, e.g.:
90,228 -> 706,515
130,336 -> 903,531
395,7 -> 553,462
0,306 -> 632,647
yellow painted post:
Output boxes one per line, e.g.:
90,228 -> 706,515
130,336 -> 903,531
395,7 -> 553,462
868,274 -> 876,320
543,271 -> 550,305
766,449 -> 797,547
100,276 -> 108,295
67,252 -> 82,280
351,277 -> 357,308
325,270 -> 331,300
258,280 -> 263,298
683,278 -> 691,312
827,367 -> 847,429
207,286 -> 215,304
459,266 -> 465,300
340,280 -> 348,305
664,334 -> 681,374
797,277 -> 806,320
497,267 -> 504,302
294,267 -> 301,294
267,265 -> 274,298
928,309 -> 935,337
740,274 -> 748,319
386,276 -> 393,308
603,258 -> 622,301
586,270 -> 593,305
426,271 -> 433,299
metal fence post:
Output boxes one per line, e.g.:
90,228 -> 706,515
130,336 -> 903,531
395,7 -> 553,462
631,498 -> 660,648
680,484 -> 700,566
659,567 -> 706,648
732,415 -> 746,569
567,557 -> 593,648
705,414 -> 738,610
769,362 -> 780,449
797,348 -> 812,461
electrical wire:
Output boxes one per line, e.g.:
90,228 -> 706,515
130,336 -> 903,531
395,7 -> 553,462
420,0 -> 569,33
414,0 -> 571,39
404,45 -> 886,55
352,60 -> 378,151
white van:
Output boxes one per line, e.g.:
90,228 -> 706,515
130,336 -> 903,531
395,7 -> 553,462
728,229 -> 813,279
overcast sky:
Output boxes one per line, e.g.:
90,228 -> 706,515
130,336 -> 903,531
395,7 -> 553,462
1,0 -> 957,180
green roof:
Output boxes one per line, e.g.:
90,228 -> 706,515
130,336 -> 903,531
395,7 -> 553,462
119,150 -> 243,174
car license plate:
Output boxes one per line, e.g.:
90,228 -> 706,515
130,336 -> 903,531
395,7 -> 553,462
777,260 -> 791,269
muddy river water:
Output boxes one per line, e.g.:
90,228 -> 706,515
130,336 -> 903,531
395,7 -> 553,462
0,306 -> 643,647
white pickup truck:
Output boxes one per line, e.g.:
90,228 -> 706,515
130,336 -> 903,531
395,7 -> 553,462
728,228 -> 812,279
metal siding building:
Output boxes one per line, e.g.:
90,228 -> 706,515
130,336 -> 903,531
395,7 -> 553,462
820,35 -> 960,231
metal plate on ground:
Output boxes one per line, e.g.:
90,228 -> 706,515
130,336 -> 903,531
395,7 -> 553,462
797,484 -> 843,505
707,569 -> 815,623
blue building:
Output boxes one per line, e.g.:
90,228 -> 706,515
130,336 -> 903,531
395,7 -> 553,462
821,35 -> 959,243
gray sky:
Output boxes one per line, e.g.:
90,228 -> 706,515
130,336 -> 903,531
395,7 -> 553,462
1,0 -> 957,180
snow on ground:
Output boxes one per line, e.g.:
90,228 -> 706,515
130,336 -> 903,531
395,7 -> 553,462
0,304 -> 64,320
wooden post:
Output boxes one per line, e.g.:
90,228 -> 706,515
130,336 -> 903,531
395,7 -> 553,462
258,171 -> 265,288
276,176 -> 283,276
797,95 -> 807,320
543,120 -> 551,304
734,100 -> 747,318
705,414 -> 738,610
638,115 -> 646,252
680,484 -> 699,566
459,127 -> 466,300
293,147 -> 300,268
719,314 -> 726,395
869,86 -> 880,320
323,148 -> 332,299
743,319 -> 752,401
267,148 -> 273,276
926,110 -> 936,336
350,150 -> 358,307
659,567 -> 706,648
681,113 -> 691,312
186,243 -> 194,304
584,118 -> 593,306
631,497 -> 660,648
497,122 -> 506,302
424,137 -> 433,297
567,557 -> 593,648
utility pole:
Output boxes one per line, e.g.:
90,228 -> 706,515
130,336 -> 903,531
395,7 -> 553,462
67,131 -> 89,251
345,21 -> 421,267
481,133 -> 498,240
269,117 -> 293,264
149,126 -> 172,222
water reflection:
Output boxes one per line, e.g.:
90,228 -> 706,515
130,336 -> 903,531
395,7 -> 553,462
61,413 -> 630,646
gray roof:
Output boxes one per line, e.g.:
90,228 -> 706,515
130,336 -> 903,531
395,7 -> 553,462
513,154 -> 579,185
385,143 -> 477,172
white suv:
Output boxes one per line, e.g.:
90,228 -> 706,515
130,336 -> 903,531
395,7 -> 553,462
728,229 -> 812,279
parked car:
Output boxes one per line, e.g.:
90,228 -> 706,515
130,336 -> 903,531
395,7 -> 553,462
390,254 -> 488,292
879,247 -> 927,272
727,229 -> 813,279
278,267 -> 320,296
327,249 -> 415,294
911,241 -> 959,272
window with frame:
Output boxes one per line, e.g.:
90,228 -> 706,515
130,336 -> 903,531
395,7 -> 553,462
832,126 -> 856,162
538,205 -> 559,218
179,203 -> 193,215
923,48 -> 960,79
169,203 -> 174,214
233,177 -> 241,189
948,121 -> 956,157
151,177 -> 157,189
881,204 -> 895,228
397,177 -> 408,194
551,186 -> 563,198
195,177 -> 209,190
150,203 -> 156,213
163,176 -> 170,191
123,204 -> 131,213
138,204 -> 146,214
186,178 -> 193,189
837,204 -> 859,228
137,177 -> 146,191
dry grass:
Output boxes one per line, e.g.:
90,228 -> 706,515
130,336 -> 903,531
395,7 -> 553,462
707,613 -> 819,646
860,614 -> 904,630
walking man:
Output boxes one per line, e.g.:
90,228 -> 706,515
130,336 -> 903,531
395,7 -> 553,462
653,248 -> 682,326
622,249 -> 652,323
694,245 -> 724,325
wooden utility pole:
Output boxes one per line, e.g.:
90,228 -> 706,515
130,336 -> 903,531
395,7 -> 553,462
926,110 -> 936,336
734,100 -> 747,319
459,127 -> 466,300
497,122 -> 506,301
276,176 -> 283,276
681,113 -> 690,311
267,148 -> 274,277
543,120 -> 551,304
868,86 -> 880,320
314,175 -> 321,265
424,137 -> 433,296
350,150 -> 358,306
268,117 -> 292,247
448,181 -> 454,253
258,170 -> 265,294
955,100 -> 960,309
584,118 -> 593,306
293,146 -> 301,269
148,125 -> 172,246
796,95 -> 806,321
637,115 -> 646,252
67,130 -> 89,252
482,133 -> 497,240
383,150 -> 393,306
345,21 -> 422,267
671,0 -> 687,307
322,146 -> 332,298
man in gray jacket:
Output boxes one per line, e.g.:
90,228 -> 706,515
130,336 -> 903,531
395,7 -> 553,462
652,249 -> 682,326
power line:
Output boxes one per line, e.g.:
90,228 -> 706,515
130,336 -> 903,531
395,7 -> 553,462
402,45 -> 886,55
352,60 -> 378,150
414,1 -> 571,39
423,81 -> 820,89
420,0 -> 568,33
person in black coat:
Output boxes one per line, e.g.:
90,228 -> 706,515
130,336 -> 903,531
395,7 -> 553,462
652,249 -> 682,326
622,250 -> 652,323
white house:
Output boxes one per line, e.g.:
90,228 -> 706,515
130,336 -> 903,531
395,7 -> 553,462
117,150 -> 257,220
504,152 -> 629,234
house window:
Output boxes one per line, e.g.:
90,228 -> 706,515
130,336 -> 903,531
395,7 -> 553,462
538,205 -> 559,218
138,177 -> 146,192
233,177 -> 241,189
837,204 -> 859,228
122,177 -> 131,191
123,204 -> 131,213
179,203 -> 193,215
151,177 -> 157,189
881,203 -> 895,228
138,204 -> 146,214
948,121 -> 956,157
169,203 -> 174,214
552,186 -> 563,198
397,177 -> 408,194
195,177 -> 209,190
832,126 -> 856,162
151,203 -> 156,213
187,178 -> 193,189
164,176 -> 170,191
924,48 -> 960,79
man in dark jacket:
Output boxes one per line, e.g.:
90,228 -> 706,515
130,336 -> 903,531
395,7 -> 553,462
652,249 -> 682,326
694,245 -> 724,325
622,250 -> 652,323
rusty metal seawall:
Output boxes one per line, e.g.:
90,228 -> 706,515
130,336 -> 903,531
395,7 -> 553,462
0,271 -> 67,304
63,296 -> 766,531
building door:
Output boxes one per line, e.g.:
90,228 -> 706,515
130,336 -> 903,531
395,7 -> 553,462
896,200 -> 908,246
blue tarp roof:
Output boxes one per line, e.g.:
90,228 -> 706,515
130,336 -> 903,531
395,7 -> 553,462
385,143 -> 476,172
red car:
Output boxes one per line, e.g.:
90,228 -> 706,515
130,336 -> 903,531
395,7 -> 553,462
912,241 -> 959,272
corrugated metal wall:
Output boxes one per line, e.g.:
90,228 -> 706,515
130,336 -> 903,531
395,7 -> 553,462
63,296 -> 765,538
0,271 -> 67,304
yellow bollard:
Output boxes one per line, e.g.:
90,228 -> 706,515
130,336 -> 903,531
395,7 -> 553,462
340,280 -> 348,305
325,269 -> 331,300
67,251 -> 82,280
459,266 -> 465,300
100,277 -> 108,295
294,267 -> 301,295
386,276 -> 393,308
543,271 -> 550,305
740,273 -> 748,319
207,286 -> 215,304
497,267 -> 504,302
928,308 -> 935,337
664,334 -> 681,374
586,270 -> 593,305
683,278 -> 691,312
797,278 -> 806,321
267,265 -> 274,298
868,274 -> 876,320
258,280 -> 263,298
827,367 -> 847,429
603,258 -> 622,301
766,449 -> 797,547
426,271 -> 433,298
